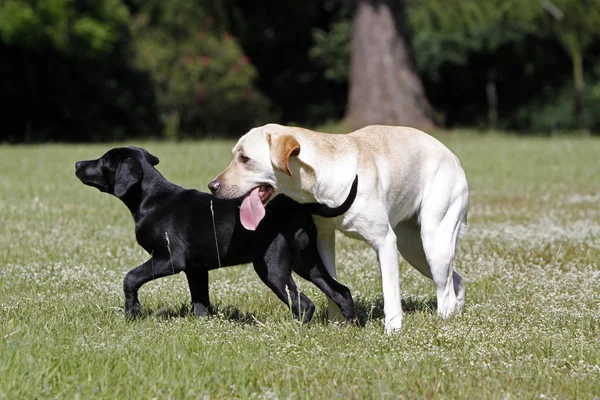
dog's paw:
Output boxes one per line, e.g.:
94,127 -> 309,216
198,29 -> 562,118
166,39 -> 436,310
384,313 -> 403,335
437,299 -> 459,319
300,303 -> 316,324
125,306 -> 140,319
124,302 -> 141,319
191,303 -> 210,317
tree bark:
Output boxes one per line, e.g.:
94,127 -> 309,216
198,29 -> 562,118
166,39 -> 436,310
345,0 -> 434,130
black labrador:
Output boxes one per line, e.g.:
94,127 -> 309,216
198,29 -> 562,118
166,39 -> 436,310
75,146 -> 357,323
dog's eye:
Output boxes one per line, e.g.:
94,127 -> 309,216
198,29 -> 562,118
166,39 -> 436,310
239,155 -> 250,164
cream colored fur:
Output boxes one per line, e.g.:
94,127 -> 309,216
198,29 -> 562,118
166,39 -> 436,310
211,124 -> 469,334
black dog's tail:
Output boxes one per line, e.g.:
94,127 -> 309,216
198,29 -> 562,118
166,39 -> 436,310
303,175 -> 358,218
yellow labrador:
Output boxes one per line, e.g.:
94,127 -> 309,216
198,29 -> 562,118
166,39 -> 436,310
209,124 -> 468,334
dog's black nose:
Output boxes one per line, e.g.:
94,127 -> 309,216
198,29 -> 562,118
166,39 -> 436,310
208,180 -> 220,194
75,161 -> 84,171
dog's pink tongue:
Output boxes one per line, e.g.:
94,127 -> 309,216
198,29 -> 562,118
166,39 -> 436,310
240,187 -> 265,231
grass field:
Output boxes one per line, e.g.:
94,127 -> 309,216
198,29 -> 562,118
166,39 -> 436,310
1,133 -> 599,398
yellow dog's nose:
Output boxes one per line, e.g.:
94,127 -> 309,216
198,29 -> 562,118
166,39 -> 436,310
208,180 -> 221,194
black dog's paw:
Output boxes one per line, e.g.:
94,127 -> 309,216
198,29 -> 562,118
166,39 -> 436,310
125,303 -> 141,319
298,302 -> 316,324
191,303 -> 210,317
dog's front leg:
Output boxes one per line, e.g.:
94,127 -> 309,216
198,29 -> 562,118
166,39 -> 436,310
375,228 -> 404,334
313,217 -> 344,322
184,268 -> 210,316
123,258 -> 183,318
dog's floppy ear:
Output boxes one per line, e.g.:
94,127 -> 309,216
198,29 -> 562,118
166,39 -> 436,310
127,146 -> 159,166
139,148 -> 159,166
114,157 -> 142,198
143,150 -> 159,166
267,133 -> 300,176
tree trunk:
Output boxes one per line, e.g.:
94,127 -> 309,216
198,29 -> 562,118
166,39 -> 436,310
345,0 -> 434,130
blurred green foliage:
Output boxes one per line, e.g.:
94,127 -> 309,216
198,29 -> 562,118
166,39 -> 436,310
513,67 -> 600,133
0,0 -> 160,142
223,0 -> 349,126
307,0 -> 600,133
408,0 -> 600,131
0,0 -> 129,54
309,1 -> 353,84
310,20 -> 351,83
1,0 -> 600,141
130,0 -> 270,138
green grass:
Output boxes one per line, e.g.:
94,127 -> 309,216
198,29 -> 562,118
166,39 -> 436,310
1,133 -> 599,398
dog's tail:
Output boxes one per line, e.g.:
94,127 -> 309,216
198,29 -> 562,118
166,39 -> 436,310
303,175 -> 358,218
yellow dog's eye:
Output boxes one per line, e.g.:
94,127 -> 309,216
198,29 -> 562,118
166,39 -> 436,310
239,155 -> 250,164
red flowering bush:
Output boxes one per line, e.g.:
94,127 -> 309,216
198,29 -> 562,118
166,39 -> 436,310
131,1 -> 270,138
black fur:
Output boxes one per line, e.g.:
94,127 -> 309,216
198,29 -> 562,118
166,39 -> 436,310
75,146 -> 357,323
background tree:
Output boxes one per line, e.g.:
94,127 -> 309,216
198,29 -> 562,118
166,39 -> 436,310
409,0 -> 600,131
408,0 -> 538,129
130,0 -> 270,138
2,0 -> 600,141
0,0 -> 160,142
224,0 -> 350,126
538,0 -> 600,129
345,0 -> 434,130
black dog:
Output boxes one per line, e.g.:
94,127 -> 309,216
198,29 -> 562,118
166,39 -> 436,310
75,146 -> 357,323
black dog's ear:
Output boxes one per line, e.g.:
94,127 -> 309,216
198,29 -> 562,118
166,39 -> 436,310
114,157 -> 142,198
142,149 -> 159,166
127,146 -> 159,166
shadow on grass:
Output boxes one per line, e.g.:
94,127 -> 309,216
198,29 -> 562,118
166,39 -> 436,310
131,303 -> 302,326
133,303 -> 258,325
120,296 -> 437,326
311,295 -> 438,326
125,295 -> 437,327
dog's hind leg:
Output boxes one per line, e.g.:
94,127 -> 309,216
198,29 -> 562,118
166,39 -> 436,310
452,270 -> 466,313
395,218 -> 466,313
254,239 -> 316,323
184,268 -> 210,316
255,263 -> 316,323
419,190 -> 468,318
285,278 -> 316,323
123,258 -> 184,318
313,218 -> 345,322
293,252 -> 357,324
